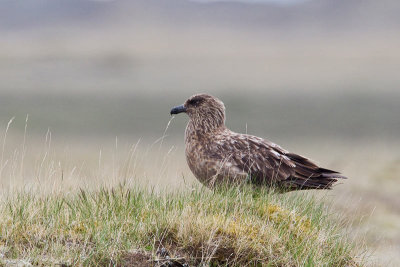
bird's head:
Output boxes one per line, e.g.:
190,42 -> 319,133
170,94 -> 226,131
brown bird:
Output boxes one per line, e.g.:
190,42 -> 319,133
170,94 -> 346,191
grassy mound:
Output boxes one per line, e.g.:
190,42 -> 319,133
0,184 -> 361,266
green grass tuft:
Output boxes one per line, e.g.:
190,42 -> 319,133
0,184 -> 362,266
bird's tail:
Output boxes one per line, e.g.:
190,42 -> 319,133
283,153 -> 347,190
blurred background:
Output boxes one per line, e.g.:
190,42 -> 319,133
0,0 -> 399,265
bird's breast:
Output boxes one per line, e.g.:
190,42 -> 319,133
184,133 -> 219,183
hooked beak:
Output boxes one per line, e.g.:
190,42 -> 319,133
170,104 -> 186,115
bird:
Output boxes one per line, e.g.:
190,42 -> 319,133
170,94 -> 346,191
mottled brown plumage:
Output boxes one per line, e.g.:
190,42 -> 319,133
170,94 -> 346,191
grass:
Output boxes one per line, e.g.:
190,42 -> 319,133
0,118 -> 364,266
0,183 -> 362,266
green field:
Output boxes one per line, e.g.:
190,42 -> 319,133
1,182 -> 363,266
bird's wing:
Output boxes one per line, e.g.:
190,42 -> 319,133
210,132 -> 345,190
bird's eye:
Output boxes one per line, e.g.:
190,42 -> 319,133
188,98 -> 202,106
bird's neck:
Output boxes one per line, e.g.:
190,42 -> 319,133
185,119 -> 226,142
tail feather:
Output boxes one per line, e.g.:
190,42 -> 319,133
284,153 -> 347,190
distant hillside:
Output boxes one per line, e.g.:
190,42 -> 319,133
0,0 -> 399,95
0,0 -> 399,34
